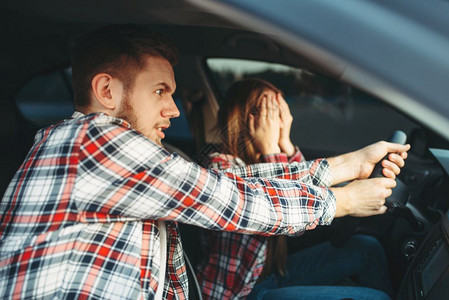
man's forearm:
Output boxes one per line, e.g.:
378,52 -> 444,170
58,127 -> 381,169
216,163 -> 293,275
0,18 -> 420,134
327,151 -> 359,185
222,159 -> 332,187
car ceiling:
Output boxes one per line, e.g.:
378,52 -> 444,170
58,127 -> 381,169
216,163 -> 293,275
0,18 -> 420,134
3,0 -> 230,27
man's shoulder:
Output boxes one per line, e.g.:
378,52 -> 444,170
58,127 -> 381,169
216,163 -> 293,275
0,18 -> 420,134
73,112 -> 132,129
34,112 -> 134,144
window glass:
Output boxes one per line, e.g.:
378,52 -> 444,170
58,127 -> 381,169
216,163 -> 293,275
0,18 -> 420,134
207,58 -> 420,154
14,67 -> 192,141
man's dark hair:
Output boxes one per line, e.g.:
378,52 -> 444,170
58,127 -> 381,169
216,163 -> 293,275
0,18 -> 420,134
71,24 -> 179,110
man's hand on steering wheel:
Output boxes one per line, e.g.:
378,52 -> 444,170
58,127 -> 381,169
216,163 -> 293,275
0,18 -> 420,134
356,141 -> 410,180
328,141 -> 410,186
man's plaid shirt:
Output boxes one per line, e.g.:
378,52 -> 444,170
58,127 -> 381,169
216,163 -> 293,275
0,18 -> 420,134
197,150 -> 327,299
0,112 -> 335,299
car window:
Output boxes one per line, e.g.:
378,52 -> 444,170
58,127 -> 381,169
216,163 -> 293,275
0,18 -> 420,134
206,58 -> 420,154
14,67 -> 193,141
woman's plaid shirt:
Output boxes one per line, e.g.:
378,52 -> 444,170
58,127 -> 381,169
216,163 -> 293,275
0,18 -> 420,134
197,150 -> 326,299
0,112 -> 335,299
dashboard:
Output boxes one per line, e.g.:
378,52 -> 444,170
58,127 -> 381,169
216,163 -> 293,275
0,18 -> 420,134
397,148 -> 449,299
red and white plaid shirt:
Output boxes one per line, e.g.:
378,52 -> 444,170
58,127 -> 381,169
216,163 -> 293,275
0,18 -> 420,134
198,150 -> 329,299
0,112 -> 335,299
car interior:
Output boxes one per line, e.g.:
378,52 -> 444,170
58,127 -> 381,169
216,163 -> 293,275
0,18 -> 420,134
2,0 -> 449,299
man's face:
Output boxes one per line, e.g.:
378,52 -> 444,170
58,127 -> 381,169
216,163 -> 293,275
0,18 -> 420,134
116,56 -> 180,145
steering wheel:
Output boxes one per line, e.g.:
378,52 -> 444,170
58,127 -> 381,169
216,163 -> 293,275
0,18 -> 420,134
330,131 -> 409,247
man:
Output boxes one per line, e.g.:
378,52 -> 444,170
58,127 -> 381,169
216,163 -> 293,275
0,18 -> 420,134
0,24 -> 409,299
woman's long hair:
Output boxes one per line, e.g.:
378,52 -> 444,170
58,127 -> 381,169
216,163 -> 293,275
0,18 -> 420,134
217,78 -> 288,277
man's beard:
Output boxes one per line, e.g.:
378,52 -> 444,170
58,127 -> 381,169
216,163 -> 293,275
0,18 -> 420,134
115,93 -> 164,146
116,95 -> 141,136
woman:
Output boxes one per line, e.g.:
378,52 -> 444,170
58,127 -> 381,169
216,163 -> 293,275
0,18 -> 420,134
196,79 -> 393,300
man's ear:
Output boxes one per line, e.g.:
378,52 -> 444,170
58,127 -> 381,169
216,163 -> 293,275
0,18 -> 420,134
91,73 -> 118,110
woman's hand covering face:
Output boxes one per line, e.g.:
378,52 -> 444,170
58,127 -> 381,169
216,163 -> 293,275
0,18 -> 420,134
249,92 -> 281,155
277,94 -> 296,157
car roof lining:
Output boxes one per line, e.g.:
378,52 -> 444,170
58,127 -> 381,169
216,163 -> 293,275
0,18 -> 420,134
3,0 -> 236,28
